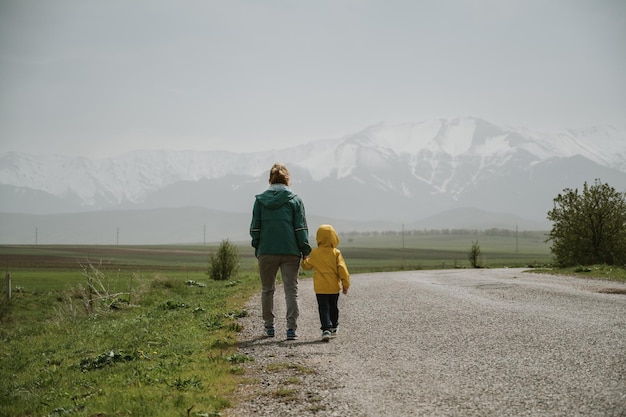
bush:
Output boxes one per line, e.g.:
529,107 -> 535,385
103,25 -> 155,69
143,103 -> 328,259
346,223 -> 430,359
547,179 -> 626,267
468,240 -> 482,268
208,239 -> 240,281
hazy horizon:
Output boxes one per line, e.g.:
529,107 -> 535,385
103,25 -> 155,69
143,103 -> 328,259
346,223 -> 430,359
1,0 -> 624,158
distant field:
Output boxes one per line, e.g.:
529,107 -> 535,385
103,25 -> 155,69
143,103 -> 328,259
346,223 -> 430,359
340,230 -> 549,251
336,230 -> 551,271
0,244 -> 215,271
0,231 -> 552,284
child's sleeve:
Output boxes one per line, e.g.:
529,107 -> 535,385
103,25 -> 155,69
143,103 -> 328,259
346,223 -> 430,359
301,256 -> 313,270
336,250 -> 350,290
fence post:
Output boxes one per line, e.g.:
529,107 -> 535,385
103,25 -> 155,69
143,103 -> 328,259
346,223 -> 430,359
5,272 -> 10,300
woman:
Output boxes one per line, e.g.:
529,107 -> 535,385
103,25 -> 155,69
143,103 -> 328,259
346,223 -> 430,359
250,163 -> 311,340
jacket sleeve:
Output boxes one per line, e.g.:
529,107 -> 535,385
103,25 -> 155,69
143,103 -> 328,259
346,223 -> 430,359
292,197 -> 312,256
250,199 -> 262,255
301,256 -> 314,270
336,249 -> 350,290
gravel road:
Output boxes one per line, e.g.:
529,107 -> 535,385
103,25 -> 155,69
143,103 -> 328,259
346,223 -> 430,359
227,268 -> 626,417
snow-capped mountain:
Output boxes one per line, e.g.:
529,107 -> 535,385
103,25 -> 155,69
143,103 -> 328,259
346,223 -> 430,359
1,117 -> 625,229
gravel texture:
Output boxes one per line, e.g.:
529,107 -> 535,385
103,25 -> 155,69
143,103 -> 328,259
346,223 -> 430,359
226,268 -> 626,417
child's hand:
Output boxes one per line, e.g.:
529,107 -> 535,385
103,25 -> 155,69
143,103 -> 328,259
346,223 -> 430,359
342,288 -> 348,295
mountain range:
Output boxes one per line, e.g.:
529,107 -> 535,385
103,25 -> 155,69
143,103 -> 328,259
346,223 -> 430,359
1,117 -> 625,244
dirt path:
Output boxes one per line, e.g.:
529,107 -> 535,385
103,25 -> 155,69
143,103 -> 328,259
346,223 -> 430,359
227,268 -> 626,417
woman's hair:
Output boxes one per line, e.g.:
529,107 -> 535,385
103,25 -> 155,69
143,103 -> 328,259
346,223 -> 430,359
268,163 -> 291,186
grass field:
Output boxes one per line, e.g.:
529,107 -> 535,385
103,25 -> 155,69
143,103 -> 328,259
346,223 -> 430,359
320,230 -> 551,272
1,232 -> 623,416
0,230 -> 553,275
0,245 -> 261,417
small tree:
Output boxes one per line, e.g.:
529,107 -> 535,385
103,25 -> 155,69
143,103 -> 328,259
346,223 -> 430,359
208,239 -> 240,281
468,240 -> 482,268
547,179 -> 626,267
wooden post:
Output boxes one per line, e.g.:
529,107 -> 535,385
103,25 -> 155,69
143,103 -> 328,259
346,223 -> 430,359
6,272 -> 10,300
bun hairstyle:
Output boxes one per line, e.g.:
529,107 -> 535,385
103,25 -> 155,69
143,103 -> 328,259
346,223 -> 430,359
269,163 -> 291,186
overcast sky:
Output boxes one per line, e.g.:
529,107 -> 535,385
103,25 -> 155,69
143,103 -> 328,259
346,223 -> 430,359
1,0 -> 624,158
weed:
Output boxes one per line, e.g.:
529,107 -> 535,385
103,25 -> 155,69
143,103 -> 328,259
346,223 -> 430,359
229,366 -> 246,375
163,300 -> 188,310
210,338 -> 234,350
284,376 -> 302,385
79,259 -> 131,313
186,280 -> 207,287
597,288 -> 626,294
151,275 -> 177,289
79,350 -> 135,371
228,322 -> 243,332
271,387 -> 298,401
225,308 -> 248,318
224,353 -> 253,364
532,264 -> 626,282
468,240 -> 482,268
170,376 -> 203,391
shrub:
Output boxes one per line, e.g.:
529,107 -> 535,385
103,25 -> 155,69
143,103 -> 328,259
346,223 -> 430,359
468,240 -> 482,268
208,239 -> 240,281
547,179 -> 626,267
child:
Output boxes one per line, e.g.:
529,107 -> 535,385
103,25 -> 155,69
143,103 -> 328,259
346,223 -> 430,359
301,224 -> 350,342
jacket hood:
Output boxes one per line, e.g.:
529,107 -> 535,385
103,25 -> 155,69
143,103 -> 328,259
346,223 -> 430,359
255,185 -> 296,209
316,224 -> 339,248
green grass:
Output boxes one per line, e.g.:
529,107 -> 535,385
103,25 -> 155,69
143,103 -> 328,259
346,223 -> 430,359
323,230 -> 553,272
532,264 -> 626,282
340,230 -> 549,251
0,258 -> 259,417
0,236 -> 623,416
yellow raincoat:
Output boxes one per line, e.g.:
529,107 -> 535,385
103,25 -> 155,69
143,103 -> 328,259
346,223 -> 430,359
301,224 -> 350,294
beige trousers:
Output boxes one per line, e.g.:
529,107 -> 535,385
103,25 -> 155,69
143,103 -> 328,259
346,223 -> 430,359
257,254 -> 301,330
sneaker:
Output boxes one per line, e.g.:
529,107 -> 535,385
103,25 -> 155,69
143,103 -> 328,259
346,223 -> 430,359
286,329 -> 298,340
330,328 -> 338,338
321,330 -> 331,342
264,326 -> 275,337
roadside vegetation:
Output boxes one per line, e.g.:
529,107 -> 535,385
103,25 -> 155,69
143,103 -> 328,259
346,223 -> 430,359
547,179 -> 626,267
532,264 -> 626,283
1,219 -> 624,416
0,251 -> 259,417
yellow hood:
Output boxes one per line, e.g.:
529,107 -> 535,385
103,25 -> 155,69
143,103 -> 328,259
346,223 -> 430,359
316,224 -> 339,248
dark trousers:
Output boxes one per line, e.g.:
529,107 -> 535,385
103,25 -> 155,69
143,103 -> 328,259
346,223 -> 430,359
316,293 -> 340,331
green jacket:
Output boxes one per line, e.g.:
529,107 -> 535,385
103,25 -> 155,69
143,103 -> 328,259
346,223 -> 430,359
250,184 -> 311,258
